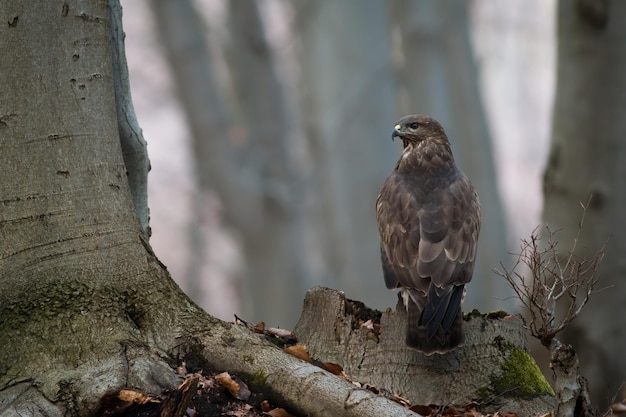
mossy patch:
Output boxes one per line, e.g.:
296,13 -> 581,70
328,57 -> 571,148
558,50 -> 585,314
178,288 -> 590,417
485,310 -> 511,320
464,309 -> 511,320
477,343 -> 554,402
250,369 -> 267,387
494,348 -> 554,398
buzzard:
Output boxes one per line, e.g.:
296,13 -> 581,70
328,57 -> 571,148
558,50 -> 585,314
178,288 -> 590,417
376,115 -> 480,354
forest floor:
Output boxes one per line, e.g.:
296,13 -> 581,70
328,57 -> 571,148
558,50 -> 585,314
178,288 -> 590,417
94,318 -> 535,417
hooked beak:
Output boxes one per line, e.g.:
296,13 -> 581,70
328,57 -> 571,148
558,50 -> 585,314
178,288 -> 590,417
392,124 -> 401,141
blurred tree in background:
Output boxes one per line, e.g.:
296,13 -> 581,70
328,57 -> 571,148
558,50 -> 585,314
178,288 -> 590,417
543,0 -> 626,407
145,0 -> 510,328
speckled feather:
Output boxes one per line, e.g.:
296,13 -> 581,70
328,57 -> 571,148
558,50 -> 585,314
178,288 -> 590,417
376,115 -> 480,354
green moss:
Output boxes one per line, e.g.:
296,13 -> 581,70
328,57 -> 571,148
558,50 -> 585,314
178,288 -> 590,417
243,355 -> 254,365
464,309 -> 511,320
490,348 -> 555,399
465,309 -> 484,319
485,310 -> 511,320
250,369 -> 267,387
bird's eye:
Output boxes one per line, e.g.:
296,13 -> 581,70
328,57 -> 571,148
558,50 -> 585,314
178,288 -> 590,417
408,122 -> 419,129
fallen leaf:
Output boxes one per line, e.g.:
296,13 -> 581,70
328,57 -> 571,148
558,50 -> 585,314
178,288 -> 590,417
320,362 -> 343,375
253,321 -> 266,334
263,408 -> 294,417
443,405 -> 463,415
118,388 -> 157,404
176,362 -> 188,376
284,344 -> 313,363
260,400 -> 271,412
215,372 -> 251,401
409,404 -> 434,415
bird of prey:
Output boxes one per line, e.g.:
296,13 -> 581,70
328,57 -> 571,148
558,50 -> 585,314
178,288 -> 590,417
376,115 -> 480,354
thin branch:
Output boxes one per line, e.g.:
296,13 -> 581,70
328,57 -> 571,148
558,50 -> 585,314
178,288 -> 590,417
493,198 -> 606,347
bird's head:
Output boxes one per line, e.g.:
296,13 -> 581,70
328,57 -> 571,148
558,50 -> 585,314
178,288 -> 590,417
392,115 -> 447,149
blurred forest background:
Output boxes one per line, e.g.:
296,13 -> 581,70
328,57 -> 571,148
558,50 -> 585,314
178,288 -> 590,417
125,0 -> 554,326
122,0 -> 626,406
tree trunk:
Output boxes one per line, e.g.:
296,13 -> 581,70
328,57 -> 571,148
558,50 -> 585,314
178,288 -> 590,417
109,0 -> 151,237
295,287 -> 554,416
543,0 -> 626,407
390,0 -> 511,312
0,0 -> 186,413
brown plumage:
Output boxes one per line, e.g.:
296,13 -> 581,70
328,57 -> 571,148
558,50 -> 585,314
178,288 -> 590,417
376,115 -> 480,354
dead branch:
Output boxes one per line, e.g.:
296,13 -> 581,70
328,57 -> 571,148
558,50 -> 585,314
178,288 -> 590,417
494,198 -> 605,417
493,197 -> 605,347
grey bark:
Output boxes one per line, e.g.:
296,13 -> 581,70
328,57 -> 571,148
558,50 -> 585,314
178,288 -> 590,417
0,0 -> 183,413
295,287 -> 554,416
108,0 -> 151,236
549,340 -> 594,417
191,322 -> 423,417
390,0 -> 512,312
543,0 -> 626,407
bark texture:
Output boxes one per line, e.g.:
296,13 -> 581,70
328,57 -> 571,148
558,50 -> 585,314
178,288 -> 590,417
108,0 -> 151,236
543,0 -> 626,406
550,340 -> 594,417
0,1 -> 185,414
295,287 -> 554,416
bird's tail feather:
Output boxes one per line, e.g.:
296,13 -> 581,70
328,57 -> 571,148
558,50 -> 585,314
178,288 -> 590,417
404,288 -> 464,355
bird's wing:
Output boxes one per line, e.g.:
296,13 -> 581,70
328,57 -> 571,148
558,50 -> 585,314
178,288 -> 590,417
376,173 -> 425,292
416,173 -> 480,288
377,170 -> 480,335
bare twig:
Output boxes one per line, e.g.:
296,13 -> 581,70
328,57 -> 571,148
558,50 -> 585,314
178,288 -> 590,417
493,197 -> 605,347
494,198 -> 606,417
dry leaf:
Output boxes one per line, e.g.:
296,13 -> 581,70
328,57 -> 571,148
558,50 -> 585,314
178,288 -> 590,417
253,321 -> 266,334
284,344 -> 313,363
118,389 -> 156,404
320,362 -> 343,375
215,372 -> 251,401
263,408 -> 294,417
176,362 -> 188,376
410,404 -> 434,416
260,400 -> 271,412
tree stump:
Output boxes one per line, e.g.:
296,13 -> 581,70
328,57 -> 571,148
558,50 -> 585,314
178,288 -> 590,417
294,287 -> 555,416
